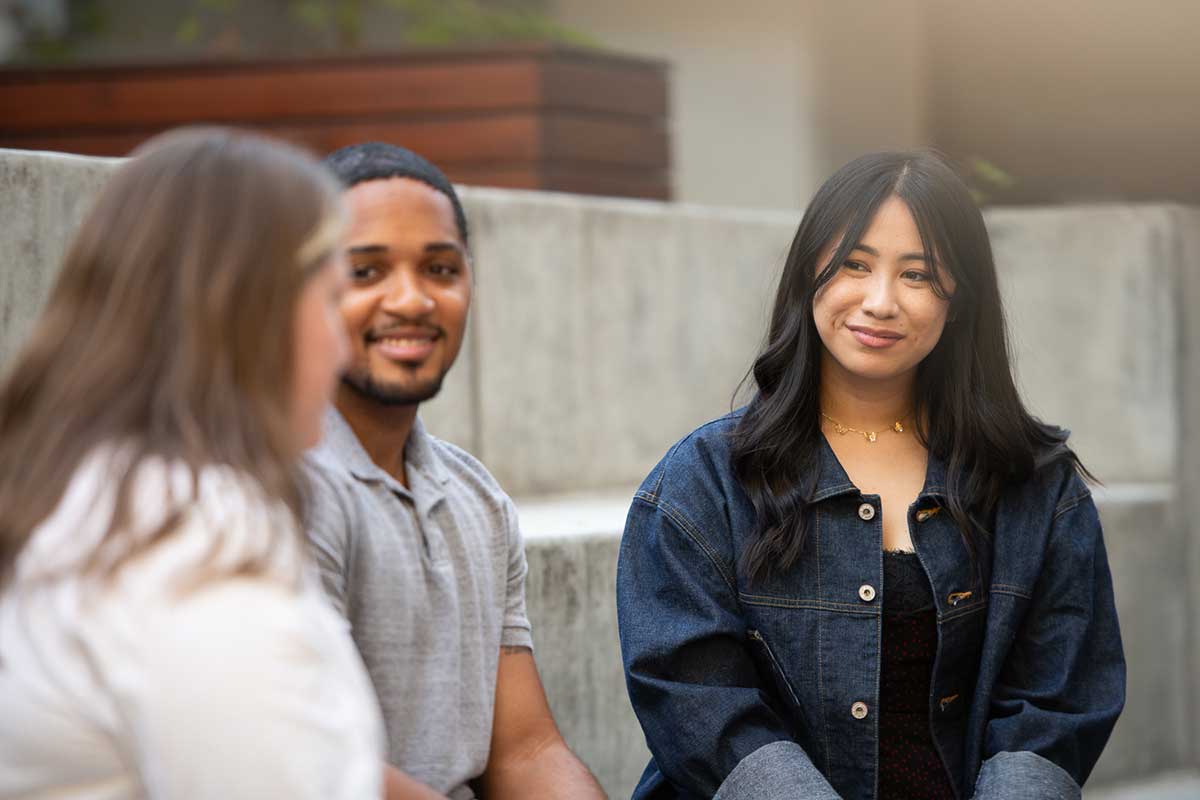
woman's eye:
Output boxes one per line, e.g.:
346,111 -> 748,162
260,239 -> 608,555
842,260 -> 868,272
902,270 -> 930,282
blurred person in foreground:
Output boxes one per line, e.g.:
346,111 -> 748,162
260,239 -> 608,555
305,142 -> 605,799
618,151 -> 1125,799
0,128 -> 388,799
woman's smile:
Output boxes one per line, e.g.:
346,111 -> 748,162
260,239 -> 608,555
846,323 -> 906,349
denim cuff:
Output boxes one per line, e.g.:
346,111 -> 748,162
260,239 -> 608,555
973,751 -> 1081,800
713,740 -> 840,800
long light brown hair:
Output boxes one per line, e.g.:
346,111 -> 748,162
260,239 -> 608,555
0,127 -> 344,586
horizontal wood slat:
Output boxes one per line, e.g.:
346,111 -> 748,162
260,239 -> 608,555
0,113 -> 666,166
541,59 -> 669,118
0,62 -> 543,131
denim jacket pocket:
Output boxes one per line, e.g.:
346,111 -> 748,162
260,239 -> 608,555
747,628 -> 803,712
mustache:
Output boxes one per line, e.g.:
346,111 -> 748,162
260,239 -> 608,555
364,325 -> 444,342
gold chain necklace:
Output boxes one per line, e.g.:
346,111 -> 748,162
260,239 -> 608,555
821,411 -> 906,444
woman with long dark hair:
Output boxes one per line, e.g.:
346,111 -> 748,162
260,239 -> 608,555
618,151 -> 1124,800
0,129 -> 386,798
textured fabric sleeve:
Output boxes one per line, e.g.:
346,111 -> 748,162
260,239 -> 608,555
976,492 -> 1125,797
302,463 -> 353,619
129,580 -> 382,800
973,751 -> 1080,800
500,497 -> 534,650
714,741 -> 841,800
618,496 -> 838,799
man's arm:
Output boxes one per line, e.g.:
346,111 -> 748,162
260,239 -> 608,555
477,646 -> 606,799
385,765 -> 446,800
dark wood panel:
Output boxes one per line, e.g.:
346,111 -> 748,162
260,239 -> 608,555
541,58 -> 668,118
0,119 -> 548,161
0,131 -> 146,157
0,49 -> 671,200
543,114 -> 668,167
438,164 -> 543,190
271,116 -> 542,162
1,61 -> 542,132
0,112 -> 670,167
2,51 -> 668,133
540,164 -> 670,201
442,163 -> 669,200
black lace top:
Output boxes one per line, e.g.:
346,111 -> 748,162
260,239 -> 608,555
879,551 -> 956,799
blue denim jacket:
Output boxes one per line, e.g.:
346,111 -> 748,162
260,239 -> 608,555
617,411 -> 1125,800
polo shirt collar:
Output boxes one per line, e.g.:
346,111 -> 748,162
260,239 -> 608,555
320,408 -> 451,490
405,417 -> 452,486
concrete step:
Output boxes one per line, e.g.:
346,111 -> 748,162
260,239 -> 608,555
1086,771 -> 1200,800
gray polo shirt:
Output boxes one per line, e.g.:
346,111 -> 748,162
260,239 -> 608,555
304,409 -> 533,800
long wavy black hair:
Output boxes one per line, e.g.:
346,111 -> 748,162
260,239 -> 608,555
731,151 -> 1089,583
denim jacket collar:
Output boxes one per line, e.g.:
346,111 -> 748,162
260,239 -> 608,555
811,432 -> 952,504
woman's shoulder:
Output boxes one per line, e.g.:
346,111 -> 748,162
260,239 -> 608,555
16,449 -> 301,588
992,425 -> 1098,561
637,409 -> 745,504
1005,423 -> 1092,511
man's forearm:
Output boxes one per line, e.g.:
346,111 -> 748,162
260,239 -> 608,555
480,739 -> 606,799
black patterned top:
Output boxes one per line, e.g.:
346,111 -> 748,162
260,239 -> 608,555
879,551 -> 957,800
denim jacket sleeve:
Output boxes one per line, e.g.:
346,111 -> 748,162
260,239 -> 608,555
973,487 -> 1125,799
618,489 -> 840,800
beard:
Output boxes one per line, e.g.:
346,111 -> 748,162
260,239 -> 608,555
340,368 -> 445,407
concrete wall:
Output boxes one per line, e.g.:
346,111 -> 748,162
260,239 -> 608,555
551,0 -> 929,210
552,1 -> 1200,209
1,148 -> 1196,796
0,149 -> 119,367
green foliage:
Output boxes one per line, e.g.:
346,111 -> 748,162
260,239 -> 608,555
165,0 -> 597,55
174,15 -> 202,44
384,0 -> 597,47
965,156 -> 1017,206
10,0 -> 597,62
17,0 -> 108,62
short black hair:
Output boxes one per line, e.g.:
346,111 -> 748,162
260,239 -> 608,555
323,142 -> 469,246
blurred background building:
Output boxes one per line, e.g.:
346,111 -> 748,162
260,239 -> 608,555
556,0 -> 1200,209
3,0 -> 1199,208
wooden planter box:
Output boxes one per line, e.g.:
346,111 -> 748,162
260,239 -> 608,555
0,45 -> 670,200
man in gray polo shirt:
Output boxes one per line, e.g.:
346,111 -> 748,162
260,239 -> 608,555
305,143 -> 605,800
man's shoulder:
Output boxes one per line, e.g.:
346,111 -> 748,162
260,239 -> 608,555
425,433 -> 509,502
301,448 -> 366,544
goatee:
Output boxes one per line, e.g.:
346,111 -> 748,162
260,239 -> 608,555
340,371 -> 444,407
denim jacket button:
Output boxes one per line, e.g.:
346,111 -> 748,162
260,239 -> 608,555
851,701 -> 869,720
857,503 -> 876,521
858,584 -> 876,602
